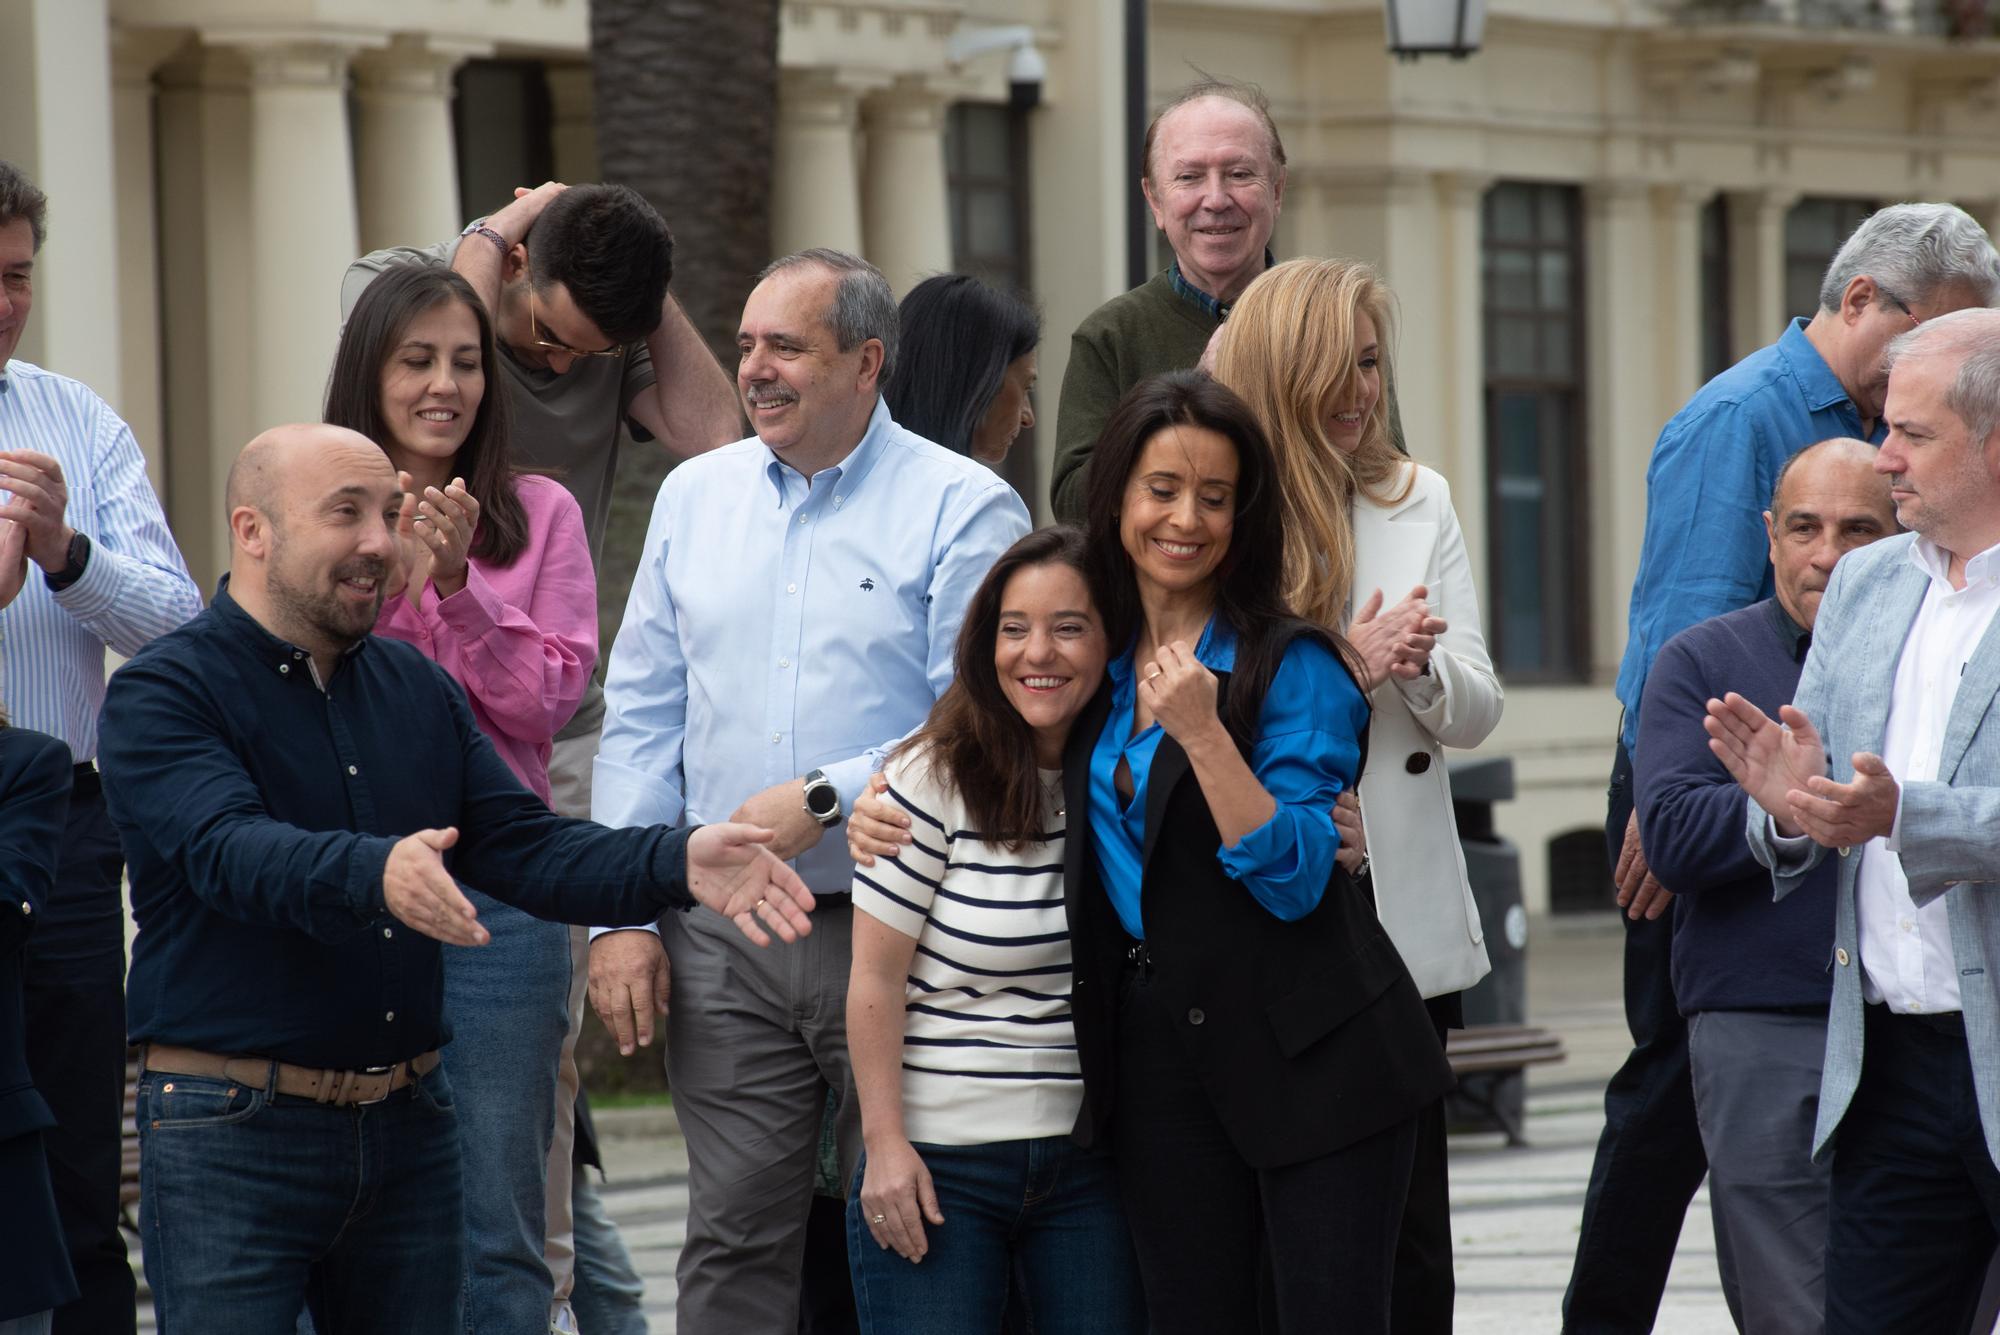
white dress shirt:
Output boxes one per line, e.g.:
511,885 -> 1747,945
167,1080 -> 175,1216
1857,535 -> 2000,1015
0,360 -> 202,758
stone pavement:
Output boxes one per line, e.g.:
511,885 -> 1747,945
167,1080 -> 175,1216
133,914 -> 1741,1332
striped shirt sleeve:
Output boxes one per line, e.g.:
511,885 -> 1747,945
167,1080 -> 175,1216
851,751 -> 951,941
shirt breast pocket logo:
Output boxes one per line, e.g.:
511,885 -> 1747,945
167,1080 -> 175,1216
859,578 -> 875,591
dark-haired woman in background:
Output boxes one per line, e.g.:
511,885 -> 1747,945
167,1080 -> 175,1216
883,275 -> 1039,464
1069,371 -> 1452,1333
325,263 -> 596,1331
843,526 -> 1143,1335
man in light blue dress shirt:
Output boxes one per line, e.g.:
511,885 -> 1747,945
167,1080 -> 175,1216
587,249 -> 1030,1334
0,160 -> 201,1335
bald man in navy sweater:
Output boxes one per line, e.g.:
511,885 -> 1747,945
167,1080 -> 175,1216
1634,437 -> 1894,1334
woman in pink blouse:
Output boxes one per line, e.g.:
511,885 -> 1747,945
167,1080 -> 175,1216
325,262 -> 595,1331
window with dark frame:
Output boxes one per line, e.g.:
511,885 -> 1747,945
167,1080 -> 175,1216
1481,182 -> 1590,682
1785,196 -> 1880,322
945,102 -> 1039,505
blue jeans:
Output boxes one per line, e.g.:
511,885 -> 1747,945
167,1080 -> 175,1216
570,1168 -> 648,1335
440,889 -> 572,1332
137,1062 -> 462,1333
846,1136 -> 1145,1335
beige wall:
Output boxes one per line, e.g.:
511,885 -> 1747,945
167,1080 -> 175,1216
14,0 -> 2000,909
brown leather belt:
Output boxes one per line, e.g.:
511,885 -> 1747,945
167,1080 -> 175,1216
143,1044 -> 441,1107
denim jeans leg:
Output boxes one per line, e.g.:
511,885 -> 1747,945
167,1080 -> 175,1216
1562,743 -> 1709,1335
440,888 -> 572,1331
304,1067 -> 466,1333
138,1071 -> 349,1333
1011,1138 -> 1146,1335
847,1143 -> 1014,1334
569,1167 -> 649,1335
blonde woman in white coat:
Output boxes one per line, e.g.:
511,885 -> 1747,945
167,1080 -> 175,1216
1210,256 -> 1502,1335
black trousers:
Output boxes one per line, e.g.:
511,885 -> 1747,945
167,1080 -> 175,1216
1390,994 -> 1461,1335
23,777 -> 136,1335
1560,742 -> 1708,1334
1825,1006 -> 2000,1334
1113,963 -> 1418,1335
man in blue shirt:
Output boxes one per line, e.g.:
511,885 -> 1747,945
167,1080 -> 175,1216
0,159 -> 202,1335
586,249 -> 1031,1333
1567,202 -> 2000,1334
1636,439 -> 1894,1333
98,423 -> 818,1334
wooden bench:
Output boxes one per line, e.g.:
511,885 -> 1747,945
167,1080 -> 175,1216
1446,1024 -> 1566,1148
120,1049 -> 140,1236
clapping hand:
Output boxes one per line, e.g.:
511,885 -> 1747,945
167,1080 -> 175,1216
0,449 -> 72,571
410,475 -> 480,598
0,518 -> 27,609
1706,693 -> 1896,847
1347,586 -> 1443,689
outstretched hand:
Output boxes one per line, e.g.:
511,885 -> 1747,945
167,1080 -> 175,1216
686,822 -> 817,945
383,828 -> 488,947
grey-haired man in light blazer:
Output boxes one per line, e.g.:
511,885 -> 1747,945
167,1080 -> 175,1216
1708,307 -> 2000,1332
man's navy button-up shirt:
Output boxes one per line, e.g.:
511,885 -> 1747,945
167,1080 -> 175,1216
101,584 -> 694,1069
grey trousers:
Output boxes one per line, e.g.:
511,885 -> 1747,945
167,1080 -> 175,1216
1688,1008 -> 1832,1335
664,898 -> 858,1335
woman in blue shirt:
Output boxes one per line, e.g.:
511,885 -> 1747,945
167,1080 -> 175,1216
1064,371 -> 1453,1334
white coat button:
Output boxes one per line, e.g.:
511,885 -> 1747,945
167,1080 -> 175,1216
1187,1008 -> 1206,1026
1836,948 -> 1850,966
348,765 -> 358,777
385,1011 -> 396,1022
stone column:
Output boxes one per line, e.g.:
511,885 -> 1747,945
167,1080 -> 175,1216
772,71 -> 865,258
354,36 -> 482,253
1652,184 -> 1710,418
1583,180 -> 1657,679
155,42 -> 254,586
0,0 -> 120,388
1725,188 -> 1799,359
228,35 -> 372,431
545,62 -> 600,184
861,81 -> 953,294
111,28 -> 190,496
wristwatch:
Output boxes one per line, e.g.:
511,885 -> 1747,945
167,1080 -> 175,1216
802,769 -> 842,828
44,530 -> 90,592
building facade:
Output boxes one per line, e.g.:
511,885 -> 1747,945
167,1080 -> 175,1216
5,0 -> 1999,910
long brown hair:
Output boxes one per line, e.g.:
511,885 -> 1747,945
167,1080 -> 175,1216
325,264 -> 528,566
891,527 -> 1095,849
1212,257 -> 1413,627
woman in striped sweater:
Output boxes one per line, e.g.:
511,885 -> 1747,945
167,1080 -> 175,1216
843,526 -> 1144,1335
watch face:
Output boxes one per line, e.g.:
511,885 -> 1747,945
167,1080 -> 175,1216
806,784 -> 839,819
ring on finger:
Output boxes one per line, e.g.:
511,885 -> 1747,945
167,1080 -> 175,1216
871,1213 -> 887,1223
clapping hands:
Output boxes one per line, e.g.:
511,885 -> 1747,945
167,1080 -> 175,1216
1347,585 -> 1447,690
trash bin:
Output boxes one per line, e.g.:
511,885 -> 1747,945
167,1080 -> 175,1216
1446,755 -> 1529,1133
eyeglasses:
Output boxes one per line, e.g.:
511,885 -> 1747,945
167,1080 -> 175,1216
1879,286 -> 1922,329
526,265 -> 622,360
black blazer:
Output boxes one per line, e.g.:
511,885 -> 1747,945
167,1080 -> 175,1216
1061,653 -> 1453,1171
0,725 -> 79,1319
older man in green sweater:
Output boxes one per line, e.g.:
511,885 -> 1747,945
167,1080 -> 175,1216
1051,79 -> 1401,522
